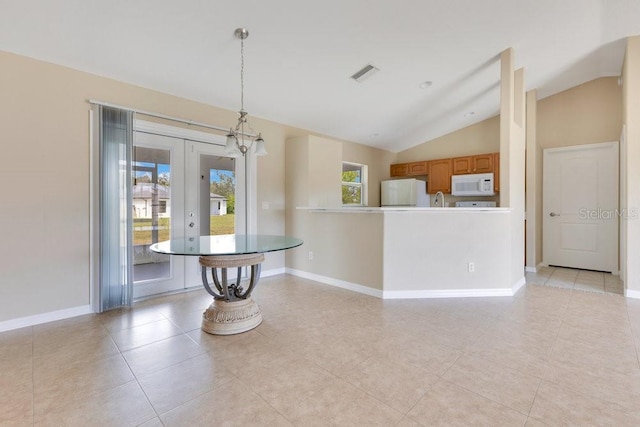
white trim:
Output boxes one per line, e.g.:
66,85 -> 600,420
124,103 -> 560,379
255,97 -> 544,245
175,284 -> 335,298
382,288 -> 515,299
134,119 -> 226,145
625,289 -> 640,299
285,268 -> 384,298
261,267 -> 286,278
512,276 -> 526,294
0,305 -> 93,333
525,266 -> 537,273
543,140 -> 619,154
285,268 -> 518,299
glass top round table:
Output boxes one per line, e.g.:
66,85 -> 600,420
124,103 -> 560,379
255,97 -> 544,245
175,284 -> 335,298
150,234 -> 303,256
150,235 -> 303,335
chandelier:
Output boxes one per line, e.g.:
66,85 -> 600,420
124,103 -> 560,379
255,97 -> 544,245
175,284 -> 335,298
225,28 -> 267,157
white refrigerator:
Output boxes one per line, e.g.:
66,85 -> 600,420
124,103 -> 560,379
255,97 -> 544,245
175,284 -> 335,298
380,178 -> 429,207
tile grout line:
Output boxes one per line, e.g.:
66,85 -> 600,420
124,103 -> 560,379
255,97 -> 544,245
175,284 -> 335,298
623,301 -> 640,373
525,282 -> 574,421
101,316 -> 164,425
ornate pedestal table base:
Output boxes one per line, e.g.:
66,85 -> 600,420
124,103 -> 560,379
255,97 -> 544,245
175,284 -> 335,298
198,253 -> 265,335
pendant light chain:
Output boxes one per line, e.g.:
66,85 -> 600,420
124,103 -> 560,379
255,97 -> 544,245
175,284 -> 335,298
225,27 -> 267,157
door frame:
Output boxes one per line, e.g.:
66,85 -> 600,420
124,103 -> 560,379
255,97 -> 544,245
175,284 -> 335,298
131,131 -> 186,298
91,118 -> 259,308
542,140 -> 619,273
134,119 -> 258,237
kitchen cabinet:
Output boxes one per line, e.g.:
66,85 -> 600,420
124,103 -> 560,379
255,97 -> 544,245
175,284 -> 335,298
407,161 -> 428,176
390,151 -> 497,193
452,154 -> 494,174
390,161 -> 428,177
493,152 -> 500,192
427,158 -> 452,194
452,156 -> 473,174
390,163 -> 409,177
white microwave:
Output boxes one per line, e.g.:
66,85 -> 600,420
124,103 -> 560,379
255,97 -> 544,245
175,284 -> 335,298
451,173 -> 495,196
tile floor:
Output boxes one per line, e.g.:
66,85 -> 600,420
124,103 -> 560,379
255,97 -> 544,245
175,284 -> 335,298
525,266 -> 624,295
2,272 -> 640,426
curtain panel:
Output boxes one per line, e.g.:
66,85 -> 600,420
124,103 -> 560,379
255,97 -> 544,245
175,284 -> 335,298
97,106 -> 134,311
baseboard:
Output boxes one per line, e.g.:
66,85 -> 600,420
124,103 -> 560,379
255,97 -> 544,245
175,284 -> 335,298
525,263 -> 546,273
285,268 -> 516,299
512,276 -> 527,294
261,267 -> 286,278
285,268 -> 383,298
383,288 -> 515,299
625,289 -> 640,299
0,305 -> 94,333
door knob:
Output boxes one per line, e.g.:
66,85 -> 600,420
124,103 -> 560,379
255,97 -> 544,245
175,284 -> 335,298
549,212 -> 560,217
189,222 -> 195,228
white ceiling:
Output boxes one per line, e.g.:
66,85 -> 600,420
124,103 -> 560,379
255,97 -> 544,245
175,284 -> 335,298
1,0 -> 639,152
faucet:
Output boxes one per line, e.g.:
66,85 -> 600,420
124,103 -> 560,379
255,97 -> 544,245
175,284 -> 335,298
434,191 -> 445,208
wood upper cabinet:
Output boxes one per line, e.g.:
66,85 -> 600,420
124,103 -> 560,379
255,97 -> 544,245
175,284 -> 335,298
390,161 -> 428,177
452,153 -> 494,174
407,161 -> 428,176
493,152 -> 500,192
452,156 -> 474,174
390,163 -> 409,177
391,152 -> 497,193
474,153 -> 494,173
427,158 -> 452,194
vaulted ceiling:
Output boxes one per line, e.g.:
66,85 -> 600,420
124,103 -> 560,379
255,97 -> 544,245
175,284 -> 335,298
2,0 -> 639,152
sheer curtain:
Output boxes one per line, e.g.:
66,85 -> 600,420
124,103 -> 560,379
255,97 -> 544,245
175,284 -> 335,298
98,106 -> 134,311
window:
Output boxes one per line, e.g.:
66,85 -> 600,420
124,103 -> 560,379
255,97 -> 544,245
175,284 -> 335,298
342,162 -> 368,206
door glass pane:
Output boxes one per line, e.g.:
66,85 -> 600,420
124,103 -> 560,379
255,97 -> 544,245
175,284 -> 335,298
132,146 -> 171,282
201,154 -> 235,235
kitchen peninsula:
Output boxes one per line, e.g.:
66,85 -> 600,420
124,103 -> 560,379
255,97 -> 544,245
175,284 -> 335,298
288,207 -> 522,299
285,116 -> 524,300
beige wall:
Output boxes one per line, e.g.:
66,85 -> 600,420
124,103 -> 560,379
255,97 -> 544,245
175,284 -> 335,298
537,77 -> 623,149
0,51 -> 394,323
622,37 -> 640,294
525,90 -> 542,268
284,134 -> 393,286
396,116 -> 500,163
499,49 -> 526,287
342,142 -> 396,207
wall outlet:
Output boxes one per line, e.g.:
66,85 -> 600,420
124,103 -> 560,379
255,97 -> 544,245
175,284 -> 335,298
262,201 -> 269,210
308,251 -> 314,261
468,262 -> 475,272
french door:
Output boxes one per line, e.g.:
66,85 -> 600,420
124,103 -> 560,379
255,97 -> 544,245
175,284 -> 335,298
132,124 -> 244,298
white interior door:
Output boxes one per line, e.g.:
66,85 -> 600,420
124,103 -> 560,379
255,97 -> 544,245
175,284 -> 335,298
543,141 -> 618,272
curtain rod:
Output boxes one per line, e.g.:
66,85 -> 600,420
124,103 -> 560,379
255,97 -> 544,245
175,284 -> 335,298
87,99 -> 254,136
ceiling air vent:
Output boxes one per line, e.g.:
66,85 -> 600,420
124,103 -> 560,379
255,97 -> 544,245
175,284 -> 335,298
350,64 -> 380,82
